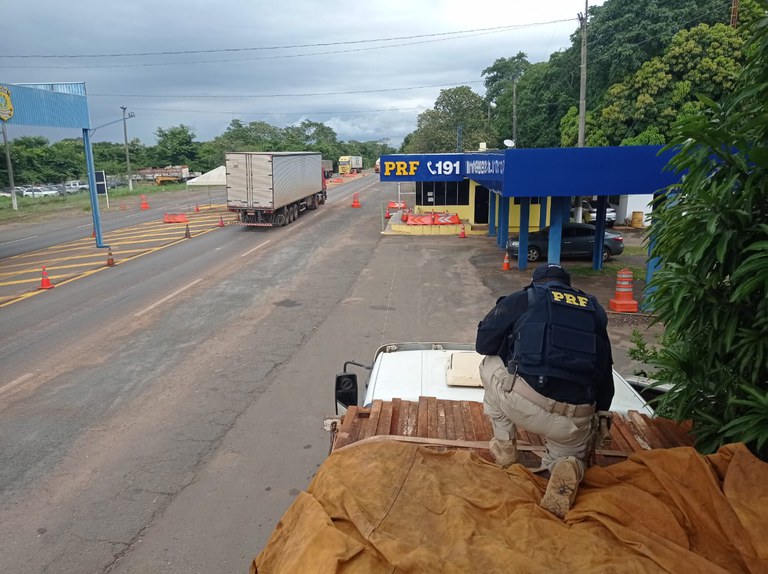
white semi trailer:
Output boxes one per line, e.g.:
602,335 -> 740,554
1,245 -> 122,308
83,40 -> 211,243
226,151 -> 327,227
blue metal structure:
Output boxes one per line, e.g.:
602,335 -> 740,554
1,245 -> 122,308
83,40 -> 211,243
1,82 -> 108,248
380,146 -> 679,270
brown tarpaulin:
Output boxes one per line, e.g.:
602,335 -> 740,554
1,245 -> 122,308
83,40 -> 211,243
252,442 -> 768,573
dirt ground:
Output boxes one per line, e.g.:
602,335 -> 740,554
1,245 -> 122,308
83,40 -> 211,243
474,225 -> 663,379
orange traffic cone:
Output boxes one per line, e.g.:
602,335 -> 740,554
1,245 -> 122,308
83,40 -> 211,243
458,224 -> 467,239
351,193 -> 361,208
194,204 -> 200,213
38,266 -> 54,289
609,268 -> 639,312
502,253 -> 511,271
217,215 -> 225,227
385,208 -> 391,219
91,227 -> 96,238
106,248 -> 115,267
184,224 -> 191,238
140,195 -> 150,210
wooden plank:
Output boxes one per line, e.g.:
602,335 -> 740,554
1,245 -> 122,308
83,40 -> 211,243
628,411 -> 667,449
443,399 -> 456,441
377,399 -> 395,435
469,401 -> 491,441
612,415 -> 649,453
654,417 -> 695,448
394,398 -> 406,436
452,401 -> 466,441
417,396 -> 429,438
404,400 -> 419,437
437,399 -> 449,440
460,401 -> 476,441
605,417 -> 633,454
362,400 -> 384,439
334,406 -> 366,450
427,396 -> 439,439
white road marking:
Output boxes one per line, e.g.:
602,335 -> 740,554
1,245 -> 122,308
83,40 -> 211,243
0,236 -> 38,246
241,240 -> 272,257
134,278 -> 203,317
0,372 -> 34,399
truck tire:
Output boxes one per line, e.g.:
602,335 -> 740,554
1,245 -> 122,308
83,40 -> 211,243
308,195 -> 318,210
275,209 -> 287,226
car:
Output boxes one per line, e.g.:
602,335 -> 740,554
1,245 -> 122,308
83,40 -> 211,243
22,186 -> 60,198
507,222 -> 624,262
572,199 -> 617,226
65,180 -> 89,193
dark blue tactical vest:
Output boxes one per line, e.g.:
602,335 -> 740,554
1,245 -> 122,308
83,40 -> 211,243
508,283 -> 600,387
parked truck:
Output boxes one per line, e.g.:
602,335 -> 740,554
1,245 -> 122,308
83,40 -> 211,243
322,159 -> 334,179
226,151 -> 327,227
248,343 -> 764,572
338,155 -> 363,174
137,165 -> 190,184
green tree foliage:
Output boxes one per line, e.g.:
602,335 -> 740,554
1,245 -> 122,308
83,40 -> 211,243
581,23 -> 745,146
153,124 -> 198,167
639,4 -> 768,459
498,0 -> 734,149
402,86 -> 490,153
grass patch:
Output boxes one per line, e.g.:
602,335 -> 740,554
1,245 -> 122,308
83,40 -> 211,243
623,245 -> 647,256
566,261 -> 646,279
0,183 -> 188,224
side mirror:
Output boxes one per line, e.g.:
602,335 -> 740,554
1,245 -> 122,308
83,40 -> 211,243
335,372 -> 358,415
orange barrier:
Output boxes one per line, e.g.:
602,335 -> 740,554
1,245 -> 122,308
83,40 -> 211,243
38,267 -> 54,290
106,248 -> 115,267
458,224 -> 467,239
140,195 -> 150,210
163,213 -> 190,224
387,201 -> 407,210
609,268 -> 639,313
351,193 -> 361,208
332,178 -> 344,183
502,253 -> 511,271
405,213 -> 462,225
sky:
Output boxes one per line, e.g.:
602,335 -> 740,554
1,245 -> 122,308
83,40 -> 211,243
1,0 -> 605,148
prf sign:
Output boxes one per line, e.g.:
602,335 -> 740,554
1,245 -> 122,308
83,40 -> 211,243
379,154 -> 464,182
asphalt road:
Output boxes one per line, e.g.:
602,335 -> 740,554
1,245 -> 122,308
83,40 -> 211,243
0,174 -> 500,573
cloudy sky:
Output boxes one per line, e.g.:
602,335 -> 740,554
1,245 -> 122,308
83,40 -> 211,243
2,0 -> 604,148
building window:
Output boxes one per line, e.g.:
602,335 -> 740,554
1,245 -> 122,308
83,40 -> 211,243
416,180 -> 470,206
513,197 -> 542,205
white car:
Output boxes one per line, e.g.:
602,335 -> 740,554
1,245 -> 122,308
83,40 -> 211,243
573,199 -> 617,226
23,186 -> 60,198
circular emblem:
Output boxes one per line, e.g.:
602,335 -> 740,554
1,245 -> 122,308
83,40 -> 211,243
0,86 -> 14,121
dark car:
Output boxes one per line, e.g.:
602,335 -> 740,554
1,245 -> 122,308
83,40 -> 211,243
506,223 -> 624,262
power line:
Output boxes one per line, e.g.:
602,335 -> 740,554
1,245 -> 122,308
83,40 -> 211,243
1,19 -> 575,59
129,106 -> 427,116
89,80 -> 484,99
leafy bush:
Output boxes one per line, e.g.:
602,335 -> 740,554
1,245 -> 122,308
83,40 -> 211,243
639,4 -> 768,459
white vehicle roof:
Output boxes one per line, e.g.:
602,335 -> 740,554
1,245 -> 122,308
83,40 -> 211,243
363,343 -> 652,416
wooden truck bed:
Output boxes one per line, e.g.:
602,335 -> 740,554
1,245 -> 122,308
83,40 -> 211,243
331,398 -> 695,468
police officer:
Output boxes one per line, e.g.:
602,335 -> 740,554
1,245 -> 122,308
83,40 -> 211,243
475,263 -> 614,518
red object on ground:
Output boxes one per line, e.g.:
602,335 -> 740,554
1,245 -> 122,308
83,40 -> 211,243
351,193 -> 361,208
218,215 -> 226,227
458,224 -> 467,238
140,195 -> 150,210
502,253 -> 511,271
609,268 -> 639,312
38,267 -> 54,290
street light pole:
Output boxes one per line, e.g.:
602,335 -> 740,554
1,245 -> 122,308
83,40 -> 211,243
120,106 -> 133,192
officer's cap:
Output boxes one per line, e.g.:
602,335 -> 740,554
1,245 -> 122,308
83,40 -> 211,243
532,264 -> 571,286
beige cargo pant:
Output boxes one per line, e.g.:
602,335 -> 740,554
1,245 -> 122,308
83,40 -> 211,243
480,355 -> 595,479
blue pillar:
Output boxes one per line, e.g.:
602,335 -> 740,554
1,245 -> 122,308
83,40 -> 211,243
83,128 -> 107,248
498,197 -> 509,249
517,197 -> 530,270
548,197 -> 566,264
539,197 -> 548,230
592,196 -> 607,270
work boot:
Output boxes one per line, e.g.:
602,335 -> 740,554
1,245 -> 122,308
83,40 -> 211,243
540,457 -> 580,518
489,437 -> 517,467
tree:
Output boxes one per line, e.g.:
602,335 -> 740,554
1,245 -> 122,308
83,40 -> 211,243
402,86 -> 489,153
482,52 -> 530,105
587,23 -> 745,146
153,124 -> 197,166
636,3 -> 768,459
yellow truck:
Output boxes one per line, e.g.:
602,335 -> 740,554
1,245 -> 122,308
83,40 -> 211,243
338,155 -> 363,174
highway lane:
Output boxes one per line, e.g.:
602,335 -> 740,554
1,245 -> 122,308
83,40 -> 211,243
1,172 -> 471,573
0,188 -> 228,259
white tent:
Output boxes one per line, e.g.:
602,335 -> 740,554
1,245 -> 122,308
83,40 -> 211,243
187,165 -> 225,187
185,166 -> 225,207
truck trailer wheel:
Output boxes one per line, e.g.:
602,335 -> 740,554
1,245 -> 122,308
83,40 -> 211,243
308,195 -> 319,210
274,209 -> 287,226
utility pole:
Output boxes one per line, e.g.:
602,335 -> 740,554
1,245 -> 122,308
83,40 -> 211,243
577,1 -> 588,148
512,78 -> 518,145
730,0 -> 739,27
120,106 -> 133,192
